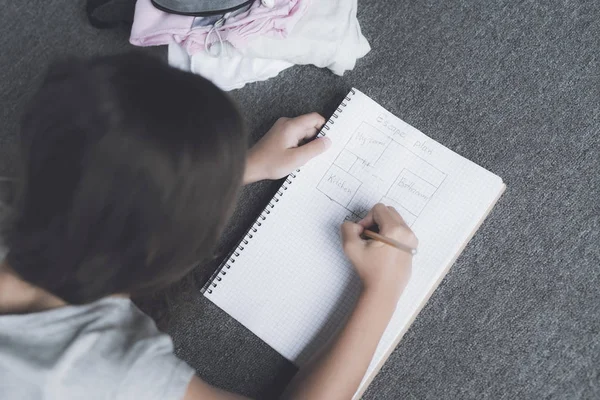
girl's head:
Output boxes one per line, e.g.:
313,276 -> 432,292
3,52 -> 247,304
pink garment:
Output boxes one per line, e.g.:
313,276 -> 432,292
130,0 -> 309,55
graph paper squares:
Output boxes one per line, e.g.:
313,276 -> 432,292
317,122 -> 447,226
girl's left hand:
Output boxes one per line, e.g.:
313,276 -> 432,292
244,113 -> 332,184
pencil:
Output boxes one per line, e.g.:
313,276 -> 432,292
362,229 -> 418,255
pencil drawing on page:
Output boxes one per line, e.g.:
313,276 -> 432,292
317,122 -> 447,226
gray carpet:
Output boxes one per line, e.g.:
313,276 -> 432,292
1,1 -> 599,399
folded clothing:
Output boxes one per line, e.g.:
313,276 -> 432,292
168,42 -> 293,91
239,0 -> 370,75
130,0 -> 309,54
168,0 -> 371,82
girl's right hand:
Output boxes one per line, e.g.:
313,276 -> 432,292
341,203 -> 418,302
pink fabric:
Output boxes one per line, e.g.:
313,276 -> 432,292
130,0 -> 309,55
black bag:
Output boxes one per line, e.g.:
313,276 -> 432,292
86,0 -> 254,29
151,0 -> 254,16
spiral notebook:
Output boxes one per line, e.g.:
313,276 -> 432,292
203,89 -> 505,398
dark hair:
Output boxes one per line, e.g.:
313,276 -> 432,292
3,52 -> 247,304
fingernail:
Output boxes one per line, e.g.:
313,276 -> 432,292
322,137 -> 332,148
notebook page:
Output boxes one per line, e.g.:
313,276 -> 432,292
205,89 -> 505,375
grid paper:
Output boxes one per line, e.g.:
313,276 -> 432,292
205,89 -> 505,395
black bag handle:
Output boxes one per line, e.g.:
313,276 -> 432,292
86,0 -> 255,29
151,0 -> 254,17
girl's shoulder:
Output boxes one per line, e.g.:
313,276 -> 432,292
0,297 -> 195,400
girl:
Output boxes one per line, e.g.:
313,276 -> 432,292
0,53 -> 417,400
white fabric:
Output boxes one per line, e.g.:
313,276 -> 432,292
239,0 -> 370,75
0,297 -> 195,400
169,42 -> 293,91
167,0 -> 370,89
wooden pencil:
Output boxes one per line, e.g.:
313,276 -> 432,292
362,229 -> 418,255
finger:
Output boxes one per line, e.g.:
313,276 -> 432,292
358,209 -> 374,228
371,203 -> 394,228
293,112 -> 327,130
387,206 -> 407,226
341,221 -> 365,256
358,203 -> 390,228
379,204 -> 417,243
358,203 -> 391,230
289,136 -> 332,166
372,203 -> 409,238
289,113 -> 327,141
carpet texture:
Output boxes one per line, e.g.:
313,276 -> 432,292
1,1 -> 599,399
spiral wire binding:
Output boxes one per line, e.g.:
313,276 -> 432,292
203,89 -> 357,294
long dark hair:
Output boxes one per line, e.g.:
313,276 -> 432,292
3,52 -> 247,304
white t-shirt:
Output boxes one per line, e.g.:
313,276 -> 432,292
0,296 -> 195,400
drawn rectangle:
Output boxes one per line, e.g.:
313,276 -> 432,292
380,196 -> 418,226
317,165 -> 362,207
345,122 -> 391,165
334,149 -> 358,172
398,142 -> 446,186
386,169 -> 437,215
347,186 -> 380,218
348,157 -> 381,183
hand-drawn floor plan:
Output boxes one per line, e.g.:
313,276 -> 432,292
317,122 -> 447,226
